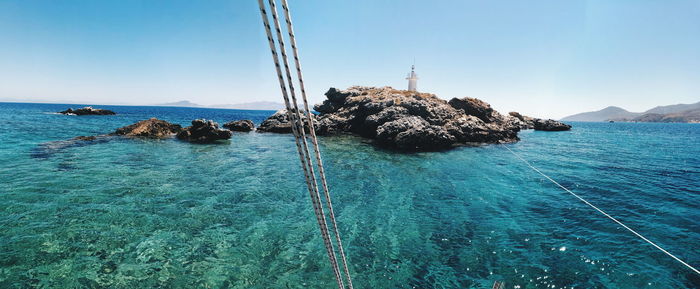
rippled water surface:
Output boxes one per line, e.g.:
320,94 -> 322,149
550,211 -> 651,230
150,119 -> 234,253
1,102 -> 698,288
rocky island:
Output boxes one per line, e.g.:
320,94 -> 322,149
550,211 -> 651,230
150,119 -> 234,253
59,106 -> 116,115
258,86 -> 571,151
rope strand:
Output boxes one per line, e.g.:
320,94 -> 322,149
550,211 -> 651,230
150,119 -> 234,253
265,1 -> 345,287
257,1 -> 347,288
279,1 -> 354,287
502,144 -> 700,276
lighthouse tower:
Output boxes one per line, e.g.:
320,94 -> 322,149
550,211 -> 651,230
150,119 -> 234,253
406,65 -> 418,91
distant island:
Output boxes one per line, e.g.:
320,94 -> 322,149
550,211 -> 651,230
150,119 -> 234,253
561,101 -> 700,123
155,100 -> 203,107
154,100 -> 284,111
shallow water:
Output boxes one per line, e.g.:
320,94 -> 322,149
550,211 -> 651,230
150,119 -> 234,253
0,102 -> 698,288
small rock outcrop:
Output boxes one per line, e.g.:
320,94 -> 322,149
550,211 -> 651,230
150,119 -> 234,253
533,118 -> 572,131
509,111 -> 571,131
59,106 -> 116,115
176,119 -> 232,143
113,118 -> 182,138
223,120 -> 255,132
257,109 -> 316,133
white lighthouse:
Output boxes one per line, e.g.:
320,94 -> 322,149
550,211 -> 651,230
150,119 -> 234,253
406,65 -> 418,91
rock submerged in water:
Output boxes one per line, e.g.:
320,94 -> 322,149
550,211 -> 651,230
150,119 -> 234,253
59,106 -> 116,115
32,135 -> 113,159
113,118 -> 182,138
223,120 -> 255,132
260,86 -> 571,151
176,119 -> 232,143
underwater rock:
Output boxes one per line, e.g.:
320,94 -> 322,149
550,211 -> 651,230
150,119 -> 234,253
59,106 -> 116,115
223,119 -> 255,132
257,109 -> 317,133
113,118 -> 183,138
532,118 -> 572,131
32,135 -> 112,158
176,119 -> 232,143
263,86 -> 523,151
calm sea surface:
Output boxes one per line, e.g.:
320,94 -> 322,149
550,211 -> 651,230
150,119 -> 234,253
0,102 -> 698,288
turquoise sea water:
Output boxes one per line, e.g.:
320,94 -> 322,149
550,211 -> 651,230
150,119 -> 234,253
0,102 -> 698,289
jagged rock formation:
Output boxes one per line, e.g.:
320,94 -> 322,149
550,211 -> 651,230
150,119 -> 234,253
113,118 -> 182,138
59,106 -> 116,115
257,109 -> 316,133
316,86 -> 518,150
260,86 -> 571,151
223,120 -> 255,132
176,119 -> 232,143
313,86 -> 523,151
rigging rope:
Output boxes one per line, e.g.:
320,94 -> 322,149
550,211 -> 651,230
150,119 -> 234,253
265,0 -> 345,287
502,144 -> 700,276
257,0 -> 353,288
279,0 -> 354,287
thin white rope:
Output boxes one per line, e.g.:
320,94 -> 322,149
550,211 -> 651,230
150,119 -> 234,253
279,1 -> 354,288
502,144 -> 700,275
265,1 -> 345,287
257,1 -> 346,288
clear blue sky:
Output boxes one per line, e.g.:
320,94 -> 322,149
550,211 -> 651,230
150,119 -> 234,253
1,0 -> 698,118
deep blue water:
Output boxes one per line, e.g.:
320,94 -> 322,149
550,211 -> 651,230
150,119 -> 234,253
0,102 -> 698,288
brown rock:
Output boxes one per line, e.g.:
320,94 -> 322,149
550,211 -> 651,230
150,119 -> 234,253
176,119 -> 232,143
223,120 -> 255,132
113,118 -> 182,138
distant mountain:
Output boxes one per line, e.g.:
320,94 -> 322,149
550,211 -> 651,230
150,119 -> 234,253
210,101 -> 284,111
562,101 -> 700,123
560,106 -> 641,122
644,101 -> 700,114
155,100 -> 202,107
623,109 -> 700,123
153,100 -> 284,111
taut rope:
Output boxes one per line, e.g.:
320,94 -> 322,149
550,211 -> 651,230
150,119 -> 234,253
279,0 -> 354,287
503,144 -> 700,276
257,0 -> 353,288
